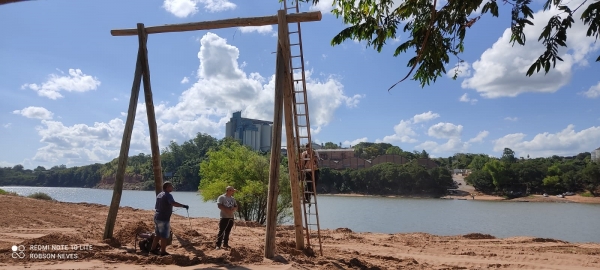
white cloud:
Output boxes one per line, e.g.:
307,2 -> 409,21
462,2 -> 600,98
12,106 -> 54,120
162,0 -> 198,17
378,120 -> 418,143
504,117 -> 518,121
162,0 -> 235,18
3,123 -> 12,128
416,138 -> 469,155
427,122 -> 463,139
238,26 -> 273,34
199,0 -> 235,12
21,69 -> 101,100
493,124 -> 600,158
413,111 -> 439,123
342,137 -> 368,147
581,81 -> 600,98
0,161 -> 13,167
30,32 -> 358,166
459,93 -> 478,104
32,119 -> 135,164
309,0 -> 335,14
468,130 -> 489,143
181,76 -> 190,84
447,62 -> 471,78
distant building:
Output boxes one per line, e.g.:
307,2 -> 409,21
225,111 -> 272,152
592,147 -> 600,162
314,149 -> 438,170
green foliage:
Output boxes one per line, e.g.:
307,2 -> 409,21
483,160 -> 508,191
320,162 -> 453,197
199,139 -> 291,224
465,169 -> 495,193
501,148 -> 517,164
468,155 -> 491,171
582,161 -> 600,196
353,142 -> 416,160
0,188 -> 18,196
27,192 -> 53,200
300,0 -> 600,88
323,142 -> 340,149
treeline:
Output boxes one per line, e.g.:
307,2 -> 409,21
464,148 -> 600,196
0,164 -> 102,188
0,133 -> 219,191
319,162 -> 454,196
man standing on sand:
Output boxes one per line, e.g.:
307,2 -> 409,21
216,186 -> 237,250
301,143 -> 321,203
150,181 -> 189,256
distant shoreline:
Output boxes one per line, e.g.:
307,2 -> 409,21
4,185 -> 599,204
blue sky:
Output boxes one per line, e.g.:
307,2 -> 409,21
1,0 -> 600,169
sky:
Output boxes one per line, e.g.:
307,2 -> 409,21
1,0 -> 600,170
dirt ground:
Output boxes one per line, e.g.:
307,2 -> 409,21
443,175 -> 600,204
1,195 -> 599,270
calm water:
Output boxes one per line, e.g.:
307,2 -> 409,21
3,186 -> 600,243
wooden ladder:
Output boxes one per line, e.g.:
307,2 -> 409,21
283,0 -> 323,256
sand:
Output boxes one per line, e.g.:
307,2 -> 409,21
1,195 -> 599,270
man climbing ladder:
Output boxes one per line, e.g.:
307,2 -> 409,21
300,143 -> 320,203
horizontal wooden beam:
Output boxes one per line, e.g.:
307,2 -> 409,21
111,11 -> 322,36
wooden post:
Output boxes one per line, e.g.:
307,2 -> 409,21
111,12 -> 322,36
103,34 -> 145,239
264,10 -> 288,259
137,23 -> 163,195
279,13 -> 304,249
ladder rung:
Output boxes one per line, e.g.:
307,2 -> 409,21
297,125 -> 307,127
290,43 -> 300,46
293,79 -> 303,81
287,6 -> 296,10
291,55 -> 301,58
289,31 -> 298,34
292,67 -> 302,70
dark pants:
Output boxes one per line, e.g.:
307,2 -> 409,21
304,169 -> 320,202
216,218 -> 234,247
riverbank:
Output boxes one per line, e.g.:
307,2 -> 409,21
1,195 -> 599,270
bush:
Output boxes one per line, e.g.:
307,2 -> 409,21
27,192 -> 54,200
581,191 -> 594,197
0,188 -> 18,196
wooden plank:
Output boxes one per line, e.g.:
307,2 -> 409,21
111,11 -> 321,36
264,10 -> 287,259
137,23 -> 164,195
279,13 -> 304,250
103,35 -> 144,240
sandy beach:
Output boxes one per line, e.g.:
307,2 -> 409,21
1,194 -> 599,270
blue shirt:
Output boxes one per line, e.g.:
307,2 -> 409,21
154,191 -> 175,221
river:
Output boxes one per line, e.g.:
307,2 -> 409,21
2,186 -> 599,243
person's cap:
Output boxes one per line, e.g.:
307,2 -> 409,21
163,181 -> 172,189
226,186 -> 236,191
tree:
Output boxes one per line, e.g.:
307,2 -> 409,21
385,146 -> 402,155
483,160 -> 508,191
301,0 -> 600,89
468,154 -> 491,171
324,142 -> 340,149
199,139 -> 291,224
582,161 -> 600,196
501,148 -> 517,164
12,164 -> 24,172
